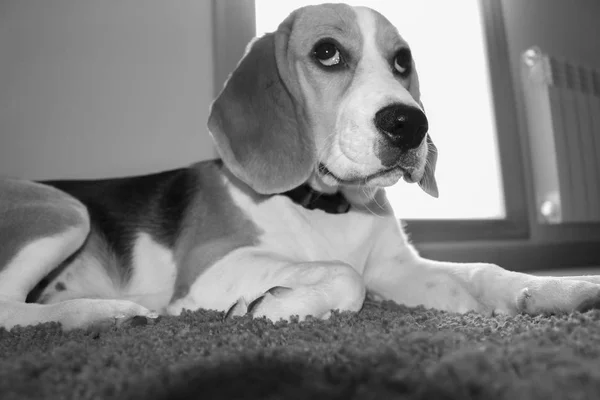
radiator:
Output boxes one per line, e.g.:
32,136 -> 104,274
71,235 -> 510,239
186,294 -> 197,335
521,47 -> 600,224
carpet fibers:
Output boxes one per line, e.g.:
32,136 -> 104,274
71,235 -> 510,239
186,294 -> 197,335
2,300 -> 600,400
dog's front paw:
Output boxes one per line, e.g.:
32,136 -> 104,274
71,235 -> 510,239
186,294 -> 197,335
223,286 -> 296,321
514,278 -> 600,315
47,298 -> 159,331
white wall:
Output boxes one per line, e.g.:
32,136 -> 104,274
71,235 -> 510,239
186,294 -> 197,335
0,0 -> 215,180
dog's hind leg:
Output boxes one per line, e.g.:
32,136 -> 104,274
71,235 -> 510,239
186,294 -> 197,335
0,179 -> 90,302
0,179 -> 155,330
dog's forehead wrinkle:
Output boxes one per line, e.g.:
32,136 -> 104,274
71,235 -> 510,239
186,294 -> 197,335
353,8 -> 387,72
292,3 -> 356,35
353,6 -> 407,59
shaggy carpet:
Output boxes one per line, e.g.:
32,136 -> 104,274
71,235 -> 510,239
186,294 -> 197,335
2,300 -> 600,400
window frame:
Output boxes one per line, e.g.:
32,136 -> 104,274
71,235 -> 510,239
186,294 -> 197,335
402,0 -> 529,243
212,0 -> 600,270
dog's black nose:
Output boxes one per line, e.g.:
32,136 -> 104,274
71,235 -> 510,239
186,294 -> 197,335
374,104 -> 428,150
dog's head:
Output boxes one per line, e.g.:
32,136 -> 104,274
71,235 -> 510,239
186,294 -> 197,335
208,4 -> 438,200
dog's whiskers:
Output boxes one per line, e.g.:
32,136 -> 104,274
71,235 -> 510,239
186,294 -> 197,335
358,183 -> 386,219
315,131 -> 339,172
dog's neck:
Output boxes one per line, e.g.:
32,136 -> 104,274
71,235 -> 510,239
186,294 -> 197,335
281,172 -> 388,214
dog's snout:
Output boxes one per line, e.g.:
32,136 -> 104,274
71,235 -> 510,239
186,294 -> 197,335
374,104 -> 428,150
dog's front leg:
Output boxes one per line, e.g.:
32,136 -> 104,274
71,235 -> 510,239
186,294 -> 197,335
366,257 -> 600,316
364,220 -> 600,316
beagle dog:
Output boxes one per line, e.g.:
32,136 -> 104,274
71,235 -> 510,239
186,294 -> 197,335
2,4 -> 600,331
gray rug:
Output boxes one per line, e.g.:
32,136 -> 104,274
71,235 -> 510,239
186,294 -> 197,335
2,300 -> 600,400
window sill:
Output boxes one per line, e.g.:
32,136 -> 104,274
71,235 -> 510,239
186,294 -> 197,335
403,218 -> 528,243
413,239 -> 600,272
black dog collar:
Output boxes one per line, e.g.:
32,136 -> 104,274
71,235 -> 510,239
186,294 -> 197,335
282,184 -> 351,214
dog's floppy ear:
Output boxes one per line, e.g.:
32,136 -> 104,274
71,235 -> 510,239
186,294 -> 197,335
418,135 -> 439,198
208,12 -> 315,194
410,62 -> 439,198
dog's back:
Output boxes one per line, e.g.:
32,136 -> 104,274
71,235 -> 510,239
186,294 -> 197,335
16,159 -> 257,309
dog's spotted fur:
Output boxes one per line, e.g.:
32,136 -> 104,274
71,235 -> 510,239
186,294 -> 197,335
2,4 -> 600,331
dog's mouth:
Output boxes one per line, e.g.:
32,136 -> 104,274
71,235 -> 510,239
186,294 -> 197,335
318,163 -> 415,186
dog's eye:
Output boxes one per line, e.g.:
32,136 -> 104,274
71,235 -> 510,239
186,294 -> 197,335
313,42 -> 341,67
394,48 -> 412,77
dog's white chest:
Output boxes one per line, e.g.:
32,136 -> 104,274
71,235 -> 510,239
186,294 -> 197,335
227,183 -> 380,272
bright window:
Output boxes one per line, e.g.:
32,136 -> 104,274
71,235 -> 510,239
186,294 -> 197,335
255,0 -> 505,219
